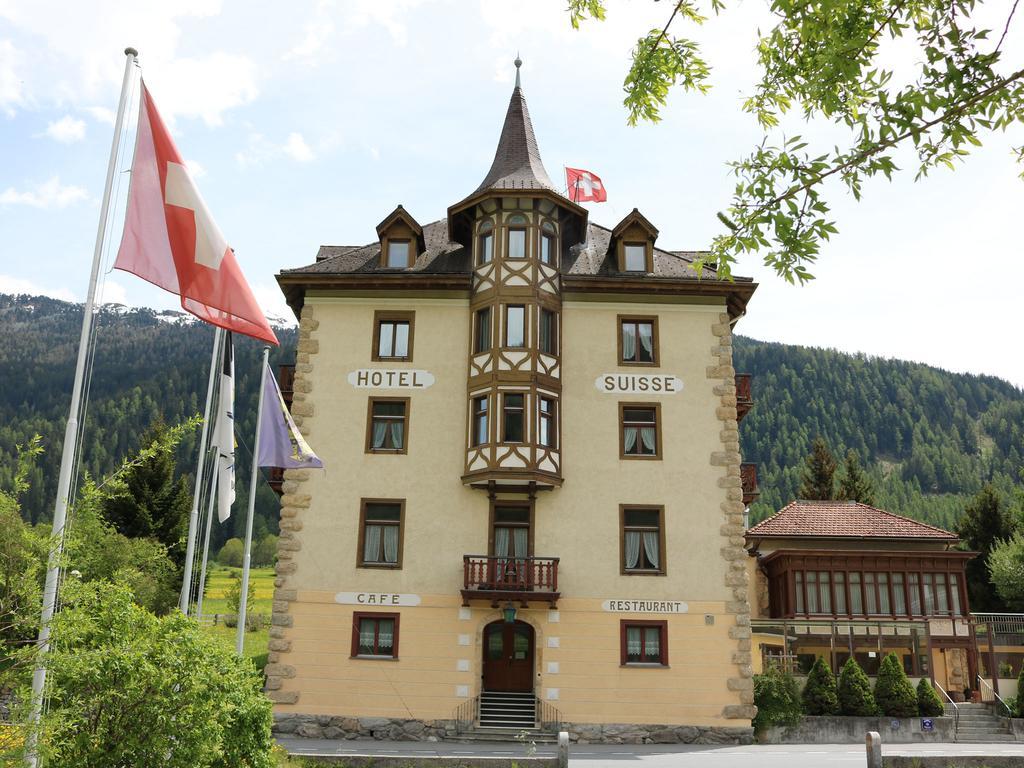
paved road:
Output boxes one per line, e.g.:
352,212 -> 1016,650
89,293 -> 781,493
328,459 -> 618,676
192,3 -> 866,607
279,738 -> 1024,767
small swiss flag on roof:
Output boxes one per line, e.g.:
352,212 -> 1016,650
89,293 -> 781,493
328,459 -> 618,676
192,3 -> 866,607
566,167 -> 607,203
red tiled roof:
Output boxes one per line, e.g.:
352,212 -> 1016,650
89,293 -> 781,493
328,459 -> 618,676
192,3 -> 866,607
747,500 -> 959,541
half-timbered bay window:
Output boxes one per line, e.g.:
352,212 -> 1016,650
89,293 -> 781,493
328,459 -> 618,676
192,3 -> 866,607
505,305 -> 525,348
506,215 -> 527,258
620,506 -> 665,575
620,620 -> 668,666
620,404 -> 660,459
475,307 -> 492,353
358,501 -> 404,568
472,396 -> 489,446
366,399 -> 408,453
373,311 -> 414,360
539,308 -> 557,355
538,397 -> 556,448
503,393 -> 525,443
351,612 -> 399,658
619,317 -> 657,365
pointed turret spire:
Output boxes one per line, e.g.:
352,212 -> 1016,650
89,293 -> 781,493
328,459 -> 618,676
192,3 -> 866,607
471,56 -> 556,194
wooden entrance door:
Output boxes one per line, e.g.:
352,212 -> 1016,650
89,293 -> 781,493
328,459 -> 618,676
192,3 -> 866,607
482,620 -> 534,692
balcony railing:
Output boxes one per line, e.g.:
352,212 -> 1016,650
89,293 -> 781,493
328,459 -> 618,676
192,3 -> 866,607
735,373 -> 753,421
741,462 -> 759,506
462,555 -> 560,607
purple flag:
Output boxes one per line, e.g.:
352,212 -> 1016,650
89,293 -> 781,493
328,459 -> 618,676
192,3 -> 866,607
257,362 -> 323,469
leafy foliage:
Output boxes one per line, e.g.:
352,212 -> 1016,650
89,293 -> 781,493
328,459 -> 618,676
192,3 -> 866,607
569,0 -> 1024,282
219,538 -> 245,568
752,663 -> 803,731
957,484 -> 1017,611
989,531 -> 1024,610
226,572 -> 256,619
253,534 -> 279,567
799,436 -> 837,500
838,657 -> 878,716
1017,668 -> 1024,717
874,653 -> 918,717
801,656 -> 839,716
916,677 -> 944,717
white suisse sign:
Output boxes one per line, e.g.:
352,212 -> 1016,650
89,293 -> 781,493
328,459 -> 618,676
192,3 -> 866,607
335,592 -> 422,607
602,599 -> 688,614
348,369 -> 435,390
595,373 -> 683,395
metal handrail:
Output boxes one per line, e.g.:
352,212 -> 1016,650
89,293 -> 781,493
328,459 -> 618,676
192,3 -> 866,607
977,674 -> 1013,717
537,695 -> 563,734
933,679 -> 959,741
453,694 -> 480,734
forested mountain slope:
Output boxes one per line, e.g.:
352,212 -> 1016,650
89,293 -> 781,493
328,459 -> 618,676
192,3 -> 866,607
2,293 -> 1021,542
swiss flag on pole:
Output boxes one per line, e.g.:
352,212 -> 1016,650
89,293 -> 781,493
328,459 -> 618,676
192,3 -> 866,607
115,82 -> 278,345
565,167 -> 607,203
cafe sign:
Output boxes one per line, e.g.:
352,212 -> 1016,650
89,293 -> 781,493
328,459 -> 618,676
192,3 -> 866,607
348,369 -> 435,390
595,373 -> 683,395
335,592 -> 422,607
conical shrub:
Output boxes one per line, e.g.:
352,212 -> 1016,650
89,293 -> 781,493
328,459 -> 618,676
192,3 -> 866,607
874,653 -> 918,717
802,657 -> 839,715
838,657 -> 877,716
916,678 -> 944,717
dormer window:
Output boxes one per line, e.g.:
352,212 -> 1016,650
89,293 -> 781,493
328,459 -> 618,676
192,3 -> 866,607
540,221 -> 557,265
478,221 -> 494,265
624,243 -> 646,272
387,240 -> 411,269
506,214 -> 527,259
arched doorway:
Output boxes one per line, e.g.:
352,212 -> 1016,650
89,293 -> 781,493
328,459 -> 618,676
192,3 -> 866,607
482,619 -> 534,692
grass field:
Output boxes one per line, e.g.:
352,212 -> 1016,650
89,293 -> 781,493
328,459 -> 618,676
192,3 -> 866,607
198,564 -> 275,669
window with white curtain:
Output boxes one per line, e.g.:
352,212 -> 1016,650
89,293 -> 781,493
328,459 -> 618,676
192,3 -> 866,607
622,507 -> 664,574
620,318 -> 656,364
359,501 -> 402,567
621,406 -> 659,458
621,621 -> 667,665
367,399 -> 407,452
492,505 -> 530,587
353,613 -> 399,658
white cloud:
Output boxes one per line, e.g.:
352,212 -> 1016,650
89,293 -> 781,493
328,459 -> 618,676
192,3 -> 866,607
0,39 -> 24,115
97,279 -> 128,305
84,105 -> 115,124
0,176 -> 88,208
283,132 -> 314,162
45,115 -> 86,143
252,283 -> 296,326
185,158 -> 206,179
145,52 -> 258,127
0,274 -> 76,301
283,18 -> 335,63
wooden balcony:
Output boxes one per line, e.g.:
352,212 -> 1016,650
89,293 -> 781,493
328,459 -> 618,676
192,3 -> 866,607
741,462 -> 760,506
462,555 -> 560,608
268,363 -> 297,496
735,373 -> 753,422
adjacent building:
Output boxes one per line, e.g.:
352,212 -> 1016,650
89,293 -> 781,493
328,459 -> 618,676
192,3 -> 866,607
268,63 -> 761,743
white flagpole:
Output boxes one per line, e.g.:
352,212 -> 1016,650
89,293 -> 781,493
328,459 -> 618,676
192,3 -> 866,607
26,46 -> 138,768
195,468 -> 219,618
236,347 -> 270,655
180,324 -> 225,614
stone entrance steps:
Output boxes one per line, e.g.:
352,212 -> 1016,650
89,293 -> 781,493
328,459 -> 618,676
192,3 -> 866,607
479,691 -> 537,730
947,703 -> 1017,742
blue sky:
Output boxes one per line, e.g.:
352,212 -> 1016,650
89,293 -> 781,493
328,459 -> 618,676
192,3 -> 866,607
2,0 -> 1023,385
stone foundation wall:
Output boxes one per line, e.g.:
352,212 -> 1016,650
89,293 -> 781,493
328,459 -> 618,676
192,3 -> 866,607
760,715 -> 955,744
273,714 -> 754,745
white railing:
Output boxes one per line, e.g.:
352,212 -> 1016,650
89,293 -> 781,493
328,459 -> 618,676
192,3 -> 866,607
933,679 -> 959,741
978,674 -> 1013,718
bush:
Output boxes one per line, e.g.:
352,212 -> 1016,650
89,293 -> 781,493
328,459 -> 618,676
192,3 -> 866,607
838,657 -> 878,716
218,538 -> 244,567
802,657 -> 839,715
752,664 -> 803,732
1017,668 -> 1024,717
22,580 -> 274,767
874,653 -> 918,717
253,534 -> 279,567
917,678 -> 944,717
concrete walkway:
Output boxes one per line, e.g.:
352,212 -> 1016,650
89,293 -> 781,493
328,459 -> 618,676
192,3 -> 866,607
279,738 -> 1024,767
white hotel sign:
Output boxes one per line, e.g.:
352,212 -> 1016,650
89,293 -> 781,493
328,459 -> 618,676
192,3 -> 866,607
348,369 -> 435,389
335,592 -> 422,607
595,373 -> 683,395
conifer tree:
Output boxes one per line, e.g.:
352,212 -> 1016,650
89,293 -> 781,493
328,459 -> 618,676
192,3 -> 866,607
956,485 -> 1015,611
838,450 -> 875,505
799,437 -> 837,500
916,678 -> 944,717
874,653 -> 918,717
801,657 -> 839,715
838,657 -> 877,716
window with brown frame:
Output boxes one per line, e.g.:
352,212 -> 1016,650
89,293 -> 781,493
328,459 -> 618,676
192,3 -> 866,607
351,611 -> 400,658
540,223 -> 557,265
505,305 -> 526,348
538,397 -> 556,448
385,239 -> 411,269
620,506 -> 665,575
507,221 -> 527,259
478,222 -> 494,265
539,308 -> 557,355
787,567 -> 966,618
503,393 -> 525,443
357,500 -> 404,568
618,317 -> 658,365
623,242 -> 647,272
620,620 -> 668,666
474,307 -> 492,354
366,398 -> 409,453
373,311 -> 414,361
620,404 -> 660,459
472,396 -> 489,447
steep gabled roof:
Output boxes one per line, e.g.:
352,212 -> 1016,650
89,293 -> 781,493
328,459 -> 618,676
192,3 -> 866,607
746,500 -> 959,541
611,208 -> 659,240
471,83 -> 556,195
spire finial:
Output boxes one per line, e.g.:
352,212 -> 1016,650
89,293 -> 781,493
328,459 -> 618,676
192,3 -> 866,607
514,53 -> 522,89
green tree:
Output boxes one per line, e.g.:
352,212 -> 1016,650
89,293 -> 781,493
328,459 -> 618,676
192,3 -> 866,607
916,678 -> 944,717
799,437 -> 837,500
218,538 -> 244,568
252,534 -> 278,567
100,420 -> 191,568
838,450 -> 875,505
15,580 -> 274,768
801,656 -> 839,715
226,572 -> 256,619
752,663 -> 803,731
957,485 -> 1015,611
1017,667 -> 1024,717
838,657 -> 877,716
988,532 -> 1024,610
568,0 -> 1024,283
873,653 -> 918,717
